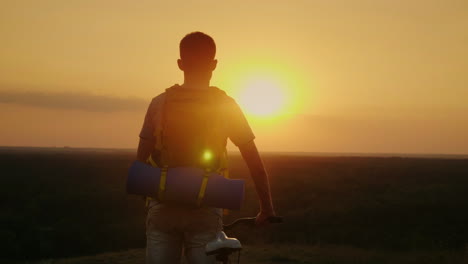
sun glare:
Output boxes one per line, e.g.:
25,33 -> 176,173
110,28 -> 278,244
217,56 -> 309,122
238,78 -> 285,117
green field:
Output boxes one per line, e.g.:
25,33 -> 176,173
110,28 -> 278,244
1,147 -> 468,263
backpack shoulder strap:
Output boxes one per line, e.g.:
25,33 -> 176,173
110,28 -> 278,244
153,84 -> 180,152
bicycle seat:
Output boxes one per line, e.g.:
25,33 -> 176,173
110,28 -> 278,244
205,231 -> 242,256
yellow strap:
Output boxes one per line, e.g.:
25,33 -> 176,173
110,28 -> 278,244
158,167 -> 168,201
145,155 -> 159,204
145,196 -> 151,207
197,169 -> 210,206
218,148 -> 229,178
146,155 -> 168,202
147,155 -> 158,167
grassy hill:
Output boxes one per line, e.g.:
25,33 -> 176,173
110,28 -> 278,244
1,148 -> 468,262
31,245 -> 468,264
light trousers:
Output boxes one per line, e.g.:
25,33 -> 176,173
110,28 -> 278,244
146,200 -> 222,264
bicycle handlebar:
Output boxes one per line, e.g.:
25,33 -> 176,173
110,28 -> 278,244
223,216 -> 283,231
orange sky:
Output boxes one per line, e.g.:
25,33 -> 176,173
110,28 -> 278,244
1,0 -> 467,154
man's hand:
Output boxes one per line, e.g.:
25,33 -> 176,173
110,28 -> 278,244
255,210 -> 276,226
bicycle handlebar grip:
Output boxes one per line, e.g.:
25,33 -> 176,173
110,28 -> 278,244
223,216 -> 284,230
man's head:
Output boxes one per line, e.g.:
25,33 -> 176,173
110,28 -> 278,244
178,32 -> 217,75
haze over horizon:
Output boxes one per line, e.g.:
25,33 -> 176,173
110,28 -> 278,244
1,0 -> 467,154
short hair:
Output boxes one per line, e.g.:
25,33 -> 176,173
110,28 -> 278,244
179,32 -> 216,63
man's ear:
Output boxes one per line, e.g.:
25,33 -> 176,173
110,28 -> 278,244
177,59 -> 184,71
210,59 -> 218,71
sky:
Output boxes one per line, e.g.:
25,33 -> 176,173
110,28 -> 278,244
1,0 -> 467,154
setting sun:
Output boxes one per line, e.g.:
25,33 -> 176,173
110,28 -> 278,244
238,78 -> 286,117
218,57 -> 308,122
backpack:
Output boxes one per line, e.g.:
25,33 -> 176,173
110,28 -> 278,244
146,85 -> 230,204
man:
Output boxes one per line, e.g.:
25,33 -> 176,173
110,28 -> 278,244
137,31 -> 276,263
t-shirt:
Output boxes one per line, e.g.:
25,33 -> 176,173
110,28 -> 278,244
139,85 -> 255,151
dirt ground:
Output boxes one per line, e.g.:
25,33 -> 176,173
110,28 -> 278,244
32,244 -> 468,264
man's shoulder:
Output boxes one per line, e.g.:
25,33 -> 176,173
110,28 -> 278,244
149,83 -> 182,104
150,92 -> 167,105
146,85 -> 177,113
145,94 -> 164,115
209,86 -> 238,105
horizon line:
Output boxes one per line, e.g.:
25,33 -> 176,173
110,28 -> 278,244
0,145 -> 467,159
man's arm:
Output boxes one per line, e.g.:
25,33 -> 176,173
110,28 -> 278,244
137,138 -> 154,162
136,97 -> 158,162
238,140 -> 276,225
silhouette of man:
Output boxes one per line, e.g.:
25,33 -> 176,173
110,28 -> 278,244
137,31 -> 276,263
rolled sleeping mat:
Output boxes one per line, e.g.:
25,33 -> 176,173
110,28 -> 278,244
127,160 -> 245,210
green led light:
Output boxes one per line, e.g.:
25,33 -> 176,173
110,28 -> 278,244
203,150 -> 213,161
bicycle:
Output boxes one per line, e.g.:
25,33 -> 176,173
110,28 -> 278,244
205,216 -> 283,264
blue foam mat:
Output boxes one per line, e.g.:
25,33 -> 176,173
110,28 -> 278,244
127,161 -> 244,210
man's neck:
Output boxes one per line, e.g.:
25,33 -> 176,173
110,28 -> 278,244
182,73 -> 211,89
182,81 -> 210,89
